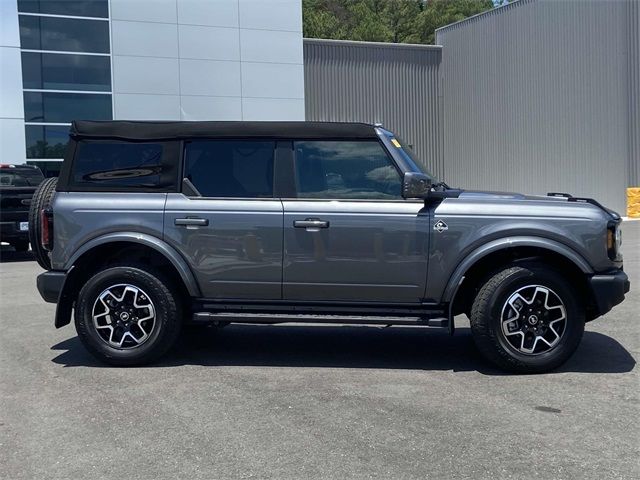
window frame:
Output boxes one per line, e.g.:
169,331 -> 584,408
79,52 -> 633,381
289,138 -> 406,202
59,139 -> 181,193
180,138 -> 279,201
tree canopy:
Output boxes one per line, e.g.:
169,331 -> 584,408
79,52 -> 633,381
303,0 -> 495,44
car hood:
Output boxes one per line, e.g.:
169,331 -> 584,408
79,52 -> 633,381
459,190 -> 563,202
456,189 -> 619,219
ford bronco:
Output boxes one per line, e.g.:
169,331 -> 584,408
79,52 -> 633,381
33,121 -> 629,372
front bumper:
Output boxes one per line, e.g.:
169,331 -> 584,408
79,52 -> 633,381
589,270 -> 630,317
37,270 -> 67,303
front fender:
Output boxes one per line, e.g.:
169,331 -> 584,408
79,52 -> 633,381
441,236 -> 593,303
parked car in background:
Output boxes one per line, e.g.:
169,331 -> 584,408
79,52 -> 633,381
0,164 -> 44,252
32,121 -> 629,372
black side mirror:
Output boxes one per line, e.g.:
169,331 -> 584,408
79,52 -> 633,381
402,172 -> 431,199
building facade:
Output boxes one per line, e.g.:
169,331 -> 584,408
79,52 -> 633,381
0,0 -> 304,175
304,0 -> 638,213
436,0 -> 639,214
1,0 -> 637,212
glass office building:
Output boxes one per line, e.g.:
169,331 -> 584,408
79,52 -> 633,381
0,0 -> 305,176
18,0 -> 113,176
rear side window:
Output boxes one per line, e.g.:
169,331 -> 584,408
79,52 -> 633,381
72,141 -> 175,189
294,140 -> 401,200
184,140 -> 275,198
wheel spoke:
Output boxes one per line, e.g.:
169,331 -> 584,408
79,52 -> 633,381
91,283 -> 156,350
500,284 -> 567,356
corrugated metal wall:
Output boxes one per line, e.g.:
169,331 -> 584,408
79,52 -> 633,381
436,0 -> 637,213
629,0 -> 640,187
303,39 -> 444,178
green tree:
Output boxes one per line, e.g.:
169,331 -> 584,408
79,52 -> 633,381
302,0 -> 495,45
416,0 -> 494,44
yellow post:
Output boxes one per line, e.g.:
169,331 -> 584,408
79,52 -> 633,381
628,187 -> 640,218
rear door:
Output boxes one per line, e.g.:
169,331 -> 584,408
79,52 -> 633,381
164,139 -> 283,300
282,140 -> 429,303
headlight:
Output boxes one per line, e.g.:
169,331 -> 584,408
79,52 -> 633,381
607,222 -> 622,260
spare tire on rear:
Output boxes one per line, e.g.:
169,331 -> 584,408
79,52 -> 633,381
28,177 -> 58,270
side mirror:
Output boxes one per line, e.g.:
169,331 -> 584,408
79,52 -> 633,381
402,172 -> 431,199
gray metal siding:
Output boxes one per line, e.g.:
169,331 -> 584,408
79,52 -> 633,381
436,0 -> 636,213
303,39 -> 444,178
629,0 -> 640,187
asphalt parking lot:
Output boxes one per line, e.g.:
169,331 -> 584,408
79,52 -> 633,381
1,222 -> 638,480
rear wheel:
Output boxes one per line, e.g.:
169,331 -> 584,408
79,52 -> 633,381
470,264 -> 584,373
75,265 -> 182,366
28,177 -> 57,269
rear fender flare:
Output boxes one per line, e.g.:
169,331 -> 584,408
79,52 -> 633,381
64,232 -> 200,297
54,232 -> 200,328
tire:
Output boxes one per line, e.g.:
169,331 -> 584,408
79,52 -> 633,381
12,239 -> 29,252
28,177 -> 57,269
74,265 -> 182,366
470,263 -> 584,373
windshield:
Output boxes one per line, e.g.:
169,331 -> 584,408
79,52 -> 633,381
0,168 -> 45,187
379,129 -> 436,182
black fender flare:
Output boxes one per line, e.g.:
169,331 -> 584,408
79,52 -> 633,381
442,236 -> 593,333
54,232 -> 200,328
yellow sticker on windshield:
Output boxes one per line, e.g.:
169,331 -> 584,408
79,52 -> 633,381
391,138 -> 401,148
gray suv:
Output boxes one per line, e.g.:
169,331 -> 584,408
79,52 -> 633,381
33,121 -> 629,372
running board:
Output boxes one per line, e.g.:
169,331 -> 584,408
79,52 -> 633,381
192,312 -> 449,328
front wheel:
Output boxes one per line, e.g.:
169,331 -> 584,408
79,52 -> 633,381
470,264 -> 584,373
75,265 -> 182,366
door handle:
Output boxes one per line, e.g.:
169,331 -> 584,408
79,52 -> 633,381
293,219 -> 329,229
175,217 -> 209,226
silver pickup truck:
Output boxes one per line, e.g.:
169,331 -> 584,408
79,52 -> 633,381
33,121 -> 629,372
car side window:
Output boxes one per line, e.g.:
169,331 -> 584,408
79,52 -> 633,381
184,140 -> 275,198
294,140 -> 402,200
72,141 -> 173,189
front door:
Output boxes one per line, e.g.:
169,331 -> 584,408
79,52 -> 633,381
164,139 -> 282,299
282,140 -> 430,303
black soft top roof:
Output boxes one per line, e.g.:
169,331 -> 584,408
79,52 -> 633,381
71,120 -> 379,141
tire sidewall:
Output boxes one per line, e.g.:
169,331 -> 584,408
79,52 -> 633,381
75,266 -> 179,365
484,266 -> 584,370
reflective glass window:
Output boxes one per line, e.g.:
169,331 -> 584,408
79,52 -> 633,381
18,0 -> 109,18
72,141 -> 176,189
24,92 -> 112,123
25,125 -> 70,159
184,141 -> 275,198
294,141 -> 401,200
19,15 -> 110,53
22,52 -> 111,91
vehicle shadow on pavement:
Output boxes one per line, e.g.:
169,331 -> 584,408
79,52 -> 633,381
50,325 -> 635,375
0,246 -> 34,263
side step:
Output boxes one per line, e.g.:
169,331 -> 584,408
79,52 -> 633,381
192,312 -> 449,328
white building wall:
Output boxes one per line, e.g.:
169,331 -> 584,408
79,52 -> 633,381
110,0 -> 305,122
0,0 -> 26,164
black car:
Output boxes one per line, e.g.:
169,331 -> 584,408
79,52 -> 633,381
0,164 -> 45,252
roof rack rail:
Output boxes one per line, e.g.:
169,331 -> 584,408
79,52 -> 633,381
547,192 -> 573,198
567,196 -> 620,220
